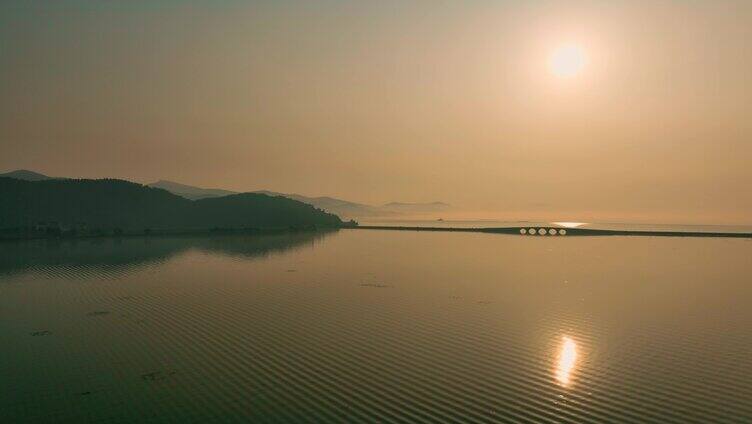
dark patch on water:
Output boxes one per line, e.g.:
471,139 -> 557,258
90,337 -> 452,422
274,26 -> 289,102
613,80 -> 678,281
117,296 -> 133,300
141,370 -> 177,382
87,311 -> 110,317
360,283 -> 392,288
78,391 -> 92,396
30,330 -> 52,336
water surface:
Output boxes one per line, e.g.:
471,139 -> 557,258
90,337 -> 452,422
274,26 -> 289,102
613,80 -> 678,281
1,230 -> 751,422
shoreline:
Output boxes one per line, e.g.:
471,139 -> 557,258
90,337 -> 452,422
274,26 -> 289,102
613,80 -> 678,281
348,225 -> 752,238
0,226 -> 343,243
4,224 -> 751,242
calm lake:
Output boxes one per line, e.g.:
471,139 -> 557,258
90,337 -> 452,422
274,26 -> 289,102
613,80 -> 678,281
1,229 -> 751,422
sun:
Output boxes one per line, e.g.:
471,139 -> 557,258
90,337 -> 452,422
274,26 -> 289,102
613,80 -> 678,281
549,44 -> 587,78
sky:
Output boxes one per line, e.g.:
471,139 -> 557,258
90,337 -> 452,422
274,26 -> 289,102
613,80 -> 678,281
1,0 -> 751,224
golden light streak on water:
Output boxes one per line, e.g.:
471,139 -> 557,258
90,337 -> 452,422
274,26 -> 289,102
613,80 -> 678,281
555,336 -> 578,387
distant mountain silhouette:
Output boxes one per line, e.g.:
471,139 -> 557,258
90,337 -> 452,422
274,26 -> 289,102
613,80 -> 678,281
149,180 -> 237,200
147,181 -> 450,218
147,181 -> 385,218
3,171 -> 450,219
0,169 -> 56,181
0,178 -> 342,231
252,190 -> 385,218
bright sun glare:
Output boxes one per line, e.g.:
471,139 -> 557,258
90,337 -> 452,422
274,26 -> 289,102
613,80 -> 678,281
549,44 -> 587,78
555,336 -> 578,386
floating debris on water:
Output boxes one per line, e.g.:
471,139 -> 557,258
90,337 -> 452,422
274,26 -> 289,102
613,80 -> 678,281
87,311 -> 110,317
78,391 -> 92,396
30,330 -> 52,337
141,370 -> 177,382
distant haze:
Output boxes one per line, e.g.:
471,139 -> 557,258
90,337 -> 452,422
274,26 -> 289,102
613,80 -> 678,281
1,1 -> 750,224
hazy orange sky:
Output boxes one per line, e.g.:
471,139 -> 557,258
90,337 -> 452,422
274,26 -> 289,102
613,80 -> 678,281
2,1 -> 750,224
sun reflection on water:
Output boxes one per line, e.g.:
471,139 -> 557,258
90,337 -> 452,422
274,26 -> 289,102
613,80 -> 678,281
555,336 -> 578,386
552,222 -> 585,228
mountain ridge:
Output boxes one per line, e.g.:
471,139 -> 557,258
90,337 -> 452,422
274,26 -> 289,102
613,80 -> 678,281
146,182 -> 452,218
0,169 -> 56,181
149,180 -> 237,200
1,170 -> 451,219
0,177 -> 342,232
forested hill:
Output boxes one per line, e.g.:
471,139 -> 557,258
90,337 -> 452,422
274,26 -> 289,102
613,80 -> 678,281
0,177 -> 342,231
